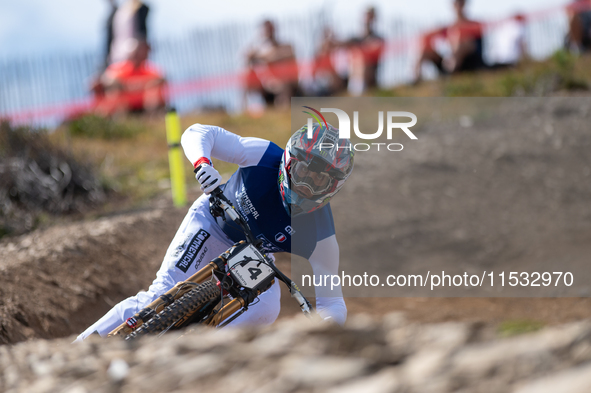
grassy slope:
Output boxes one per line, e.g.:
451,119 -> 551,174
385,51 -> 591,97
49,110 -> 292,213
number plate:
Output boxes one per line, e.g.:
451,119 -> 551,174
228,245 -> 275,290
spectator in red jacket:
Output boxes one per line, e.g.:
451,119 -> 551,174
414,0 -> 484,82
93,39 -> 166,116
445,0 -> 485,72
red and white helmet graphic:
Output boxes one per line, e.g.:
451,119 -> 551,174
279,122 -> 354,216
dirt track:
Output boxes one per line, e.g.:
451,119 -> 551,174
1,97 -> 591,345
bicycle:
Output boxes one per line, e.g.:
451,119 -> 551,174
108,187 -> 316,339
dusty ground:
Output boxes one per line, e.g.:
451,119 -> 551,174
1,97 -> 591,346
4,314 -> 591,393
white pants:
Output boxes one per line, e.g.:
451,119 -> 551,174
75,194 -> 281,341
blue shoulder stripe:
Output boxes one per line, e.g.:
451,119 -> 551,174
258,142 -> 283,168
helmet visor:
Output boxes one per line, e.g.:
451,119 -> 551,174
289,160 -> 334,197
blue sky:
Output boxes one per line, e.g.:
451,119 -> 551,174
0,0 -> 570,58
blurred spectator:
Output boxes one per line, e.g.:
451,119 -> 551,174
92,39 -> 166,116
110,0 -> 150,65
413,27 -> 448,82
414,0 -> 484,82
488,14 -> 527,68
310,27 -> 346,96
565,0 -> 591,53
445,0 -> 485,72
102,0 -> 118,71
345,6 -> 385,95
244,20 -> 300,109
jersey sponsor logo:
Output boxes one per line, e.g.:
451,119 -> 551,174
195,246 -> 208,270
275,232 -> 286,243
170,233 -> 193,258
175,229 -> 210,273
256,234 -> 282,253
285,225 -> 295,235
236,184 -> 260,221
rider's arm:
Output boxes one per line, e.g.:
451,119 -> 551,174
308,235 -> 347,325
181,123 -> 273,168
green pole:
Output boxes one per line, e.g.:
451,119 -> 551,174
165,108 -> 187,207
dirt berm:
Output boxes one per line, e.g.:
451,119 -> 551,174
0,201 -> 185,344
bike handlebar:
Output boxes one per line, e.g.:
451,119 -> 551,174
209,187 -> 260,246
210,187 -> 316,318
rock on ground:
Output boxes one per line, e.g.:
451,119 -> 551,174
1,314 -> 591,393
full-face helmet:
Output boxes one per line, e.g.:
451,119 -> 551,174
279,122 -> 354,216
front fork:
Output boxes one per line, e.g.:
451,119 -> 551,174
107,257 -> 226,337
108,249 -> 317,337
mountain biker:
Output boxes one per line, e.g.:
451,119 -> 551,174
75,121 -> 354,341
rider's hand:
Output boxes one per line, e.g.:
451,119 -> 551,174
195,164 -> 222,194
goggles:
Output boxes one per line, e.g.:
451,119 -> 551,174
289,160 -> 334,196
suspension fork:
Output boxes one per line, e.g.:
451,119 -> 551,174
107,257 -> 226,337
